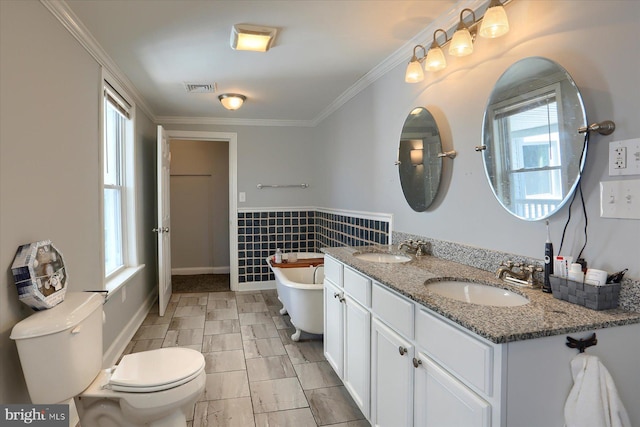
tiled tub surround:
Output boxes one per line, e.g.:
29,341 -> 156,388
322,245 -> 640,344
393,231 -> 640,313
237,209 -> 390,283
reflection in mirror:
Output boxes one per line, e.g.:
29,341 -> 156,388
399,107 -> 443,211
482,57 -> 587,221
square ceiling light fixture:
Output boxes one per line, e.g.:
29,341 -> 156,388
231,24 -> 278,52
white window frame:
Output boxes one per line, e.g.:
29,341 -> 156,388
100,71 -> 141,293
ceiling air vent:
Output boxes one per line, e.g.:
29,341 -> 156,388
184,83 -> 217,93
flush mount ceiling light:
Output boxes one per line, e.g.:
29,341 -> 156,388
218,93 -> 246,110
404,1 -> 511,82
230,24 -> 278,52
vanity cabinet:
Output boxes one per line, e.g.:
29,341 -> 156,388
371,317 -> 414,427
325,255 -> 496,427
324,278 -> 344,377
323,257 -> 372,418
414,351 -> 491,427
324,254 -> 640,426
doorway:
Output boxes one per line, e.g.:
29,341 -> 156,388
165,130 -> 239,291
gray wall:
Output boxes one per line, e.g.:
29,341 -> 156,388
164,124 -> 322,208
314,0 -> 640,279
170,139 -> 230,270
0,1 -> 158,403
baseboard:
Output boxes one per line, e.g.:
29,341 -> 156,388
103,290 -> 157,367
233,279 -> 276,292
172,266 -> 230,275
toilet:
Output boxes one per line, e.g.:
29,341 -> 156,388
10,292 -> 206,427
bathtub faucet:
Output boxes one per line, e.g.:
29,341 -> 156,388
313,264 -> 324,284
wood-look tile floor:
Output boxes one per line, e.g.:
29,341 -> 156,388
124,289 -> 370,427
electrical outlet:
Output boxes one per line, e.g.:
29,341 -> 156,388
613,146 -> 626,169
609,138 -> 640,176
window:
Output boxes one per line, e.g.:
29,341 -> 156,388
102,78 -> 137,284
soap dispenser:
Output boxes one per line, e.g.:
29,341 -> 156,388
275,248 -> 282,264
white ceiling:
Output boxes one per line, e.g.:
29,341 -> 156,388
64,0 -> 463,125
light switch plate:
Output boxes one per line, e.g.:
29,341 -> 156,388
609,139 -> 640,176
600,179 -> 640,219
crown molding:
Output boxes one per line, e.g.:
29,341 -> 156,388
311,0 -> 488,126
40,0 -> 156,121
156,116 -> 315,128
42,0 -> 490,128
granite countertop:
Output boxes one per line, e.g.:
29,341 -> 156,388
322,246 -> 640,344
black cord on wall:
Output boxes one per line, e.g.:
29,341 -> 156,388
557,131 -> 590,258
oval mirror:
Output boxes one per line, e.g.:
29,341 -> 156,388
398,107 -> 443,212
481,57 -> 587,221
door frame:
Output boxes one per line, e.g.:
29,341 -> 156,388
164,130 -> 239,291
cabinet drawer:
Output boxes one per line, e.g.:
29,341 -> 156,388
344,266 -> 371,307
323,256 -> 343,287
372,282 -> 414,338
415,308 -> 494,396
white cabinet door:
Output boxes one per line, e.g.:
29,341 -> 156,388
371,318 -> 414,427
324,279 -> 344,377
344,295 -> 371,418
414,351 -> 491,427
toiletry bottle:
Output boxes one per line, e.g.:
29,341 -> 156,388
543,221 -> 554,293
275,248 -> 282,264
568,263 -> 584,283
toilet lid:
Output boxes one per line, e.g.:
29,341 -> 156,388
110,347 -> 205,392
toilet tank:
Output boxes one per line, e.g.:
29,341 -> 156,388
10,292 -> 104,403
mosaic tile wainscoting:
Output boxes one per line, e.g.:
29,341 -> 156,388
237,208 -> 391,284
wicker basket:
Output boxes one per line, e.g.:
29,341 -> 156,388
549,275 -> 620,310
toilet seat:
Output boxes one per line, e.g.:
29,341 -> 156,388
109,347 -> 205,393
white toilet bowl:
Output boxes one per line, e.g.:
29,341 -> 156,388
10,293 -> 206,427
77,347 -> 206,427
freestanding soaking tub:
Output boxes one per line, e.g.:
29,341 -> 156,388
268,252 -> 325,341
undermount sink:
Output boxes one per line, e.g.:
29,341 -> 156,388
353,252 -> 411,264
426,280 -> 529,307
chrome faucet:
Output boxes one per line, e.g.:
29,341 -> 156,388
397,239 -> 429,257
496,261 -> 542,288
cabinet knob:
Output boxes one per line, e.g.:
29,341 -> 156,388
412,357 -> 422,368
334,292 -> 340,299
399,346 -> 408,356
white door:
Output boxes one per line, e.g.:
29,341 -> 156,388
414,351 -> 491,427
371,318 -> 414,427
156,125 -> 172,316
344,295 -> 371,419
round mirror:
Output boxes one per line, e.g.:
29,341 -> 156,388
398,107 -> 443,212
481,57 -> 587,221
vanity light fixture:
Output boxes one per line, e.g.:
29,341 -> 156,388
218,93 -> 246,110
404,1 -> 511,82
479,0 -> 510,38
449,9 -> 476,57
405,45 -> 427,83
424,29 -> 448,71
231,24 -> 277,52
